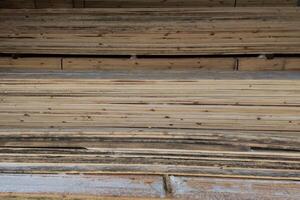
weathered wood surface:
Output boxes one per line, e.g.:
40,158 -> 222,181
82,0 -> 236,8
0,8 -> 300,56
236,0 -> 298,7
0,57 -> 62,70
0,76 -> 299,180
0,174 -> 166,198
1,57 -> 300,71
63,57 -> 236,71
0,175 -> 299,199
239,57 -> 300,71
0,193 -> 171,200
0,0 -> 35,9
0,0 -> 298,8
171,176 -> 300,199
0,73 -> 299,198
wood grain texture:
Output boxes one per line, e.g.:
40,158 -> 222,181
1,8 -> 299,56
36,0 -> 73,8
0,175 -> 299,199
2,56 -> 300,71
35,0 -> 73,8
83,0 -> 235,8
236,0 -> 298,6
0,174 -> 165,198
171,176 -> 300,199
0,0 -> 35,8
0,193 -> 171,200
0,0 -> 297,8
0,76 -> 299,181
239,57 -> 300,71
63,57 -> 236,70
0,57 -> 62,70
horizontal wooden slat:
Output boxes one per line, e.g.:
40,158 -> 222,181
2,56 -> 300,71
0,0 -> 298,8
63,57 -> 236,70
0,175 -> 299,199
236,0 -> 298,6
239,57 -> 300,71
0,193 -> 170,200
171,176 -> 300,199
1,79 -> 299,106
0,57 -> 62,70
83,0 -> 235,8
1,8 -> 299,56
1,128 -> 299,151
1,175 -> 298,199
0,174 -> 165,198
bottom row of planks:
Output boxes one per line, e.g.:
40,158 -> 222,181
1,173 -> 300,199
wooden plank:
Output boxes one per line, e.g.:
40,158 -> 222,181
1,79 -> 299,106
239,57 -> 300,71
2,56 -> 300,71
0,175 -> 299,200
0,174 -> 165,198
1,103 -> 299,131
83,0 -> 235,8
0,0 -> 297,8
1,71 -> 300,80
0,8 -> 299,56
0,193 -> 170,200
35,0 -> 73,8
0,0 -> 35,9
236,0 -> 298,6
171,176 -> 300,199
1,162 -> 299,180
63,58 -> 236,70
0,57 -> 61,70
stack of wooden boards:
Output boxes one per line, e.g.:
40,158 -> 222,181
0,0 -> 300,199
1,8 -> 300,56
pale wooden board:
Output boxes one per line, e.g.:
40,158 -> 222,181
0,174 -> 165,198
171,176 -> 300,199
63,57 -> 236,70
1,8 -> 299,55
0,57 -> 62,70
0,174 -> 299,199
239,57 -> 300,71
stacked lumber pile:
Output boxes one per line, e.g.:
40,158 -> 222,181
1,8 -> 300,55
0,0 -> 299,199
